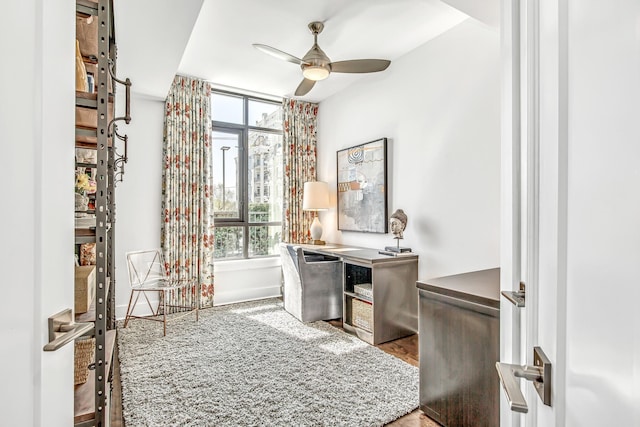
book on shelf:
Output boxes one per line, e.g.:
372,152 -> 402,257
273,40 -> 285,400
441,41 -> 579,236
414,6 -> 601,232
384,246 -> 412,253
378,250 -> 414,257
354,283 -> 373,298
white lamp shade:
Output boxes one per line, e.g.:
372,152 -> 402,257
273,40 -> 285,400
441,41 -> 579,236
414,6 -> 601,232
303,181 -> 329,211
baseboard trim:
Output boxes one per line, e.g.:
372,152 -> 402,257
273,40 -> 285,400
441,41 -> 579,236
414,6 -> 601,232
115,287 -> 283,320
214,286 -> 281,306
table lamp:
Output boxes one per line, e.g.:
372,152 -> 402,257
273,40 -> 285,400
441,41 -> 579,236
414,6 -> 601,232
303,181 -> 329,245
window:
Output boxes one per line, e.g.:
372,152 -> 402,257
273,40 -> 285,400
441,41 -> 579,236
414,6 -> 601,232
211,91 -> 283,259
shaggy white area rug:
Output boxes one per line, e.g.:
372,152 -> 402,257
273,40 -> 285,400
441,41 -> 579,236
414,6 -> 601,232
117,299 -> 418,426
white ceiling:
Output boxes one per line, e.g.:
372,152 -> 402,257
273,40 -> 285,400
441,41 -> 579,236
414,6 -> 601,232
115,0 -> 499,102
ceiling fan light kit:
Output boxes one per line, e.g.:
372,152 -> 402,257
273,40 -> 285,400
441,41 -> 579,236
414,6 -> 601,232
302,66 -> 330,81
253,21 -> 391,96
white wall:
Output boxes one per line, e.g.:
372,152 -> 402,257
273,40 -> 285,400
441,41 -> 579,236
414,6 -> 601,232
317,19 -> 501,281
213,258 -> 282,306
114,94 -> 165,319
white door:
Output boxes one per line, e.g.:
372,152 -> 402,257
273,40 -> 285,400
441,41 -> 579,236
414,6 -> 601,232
500,0 -> 640,426
1,0 -> 76,425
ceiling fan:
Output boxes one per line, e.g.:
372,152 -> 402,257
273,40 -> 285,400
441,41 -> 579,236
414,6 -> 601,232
253,21 -> 391,97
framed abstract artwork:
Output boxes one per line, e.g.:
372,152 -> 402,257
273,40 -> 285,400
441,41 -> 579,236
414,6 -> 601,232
336,138 -> 388,233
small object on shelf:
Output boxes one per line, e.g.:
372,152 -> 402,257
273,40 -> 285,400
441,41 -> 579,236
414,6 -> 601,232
384,245 -> 412,253
75,215 -> 96,229
75,170 -> 96,218
351,298 -> 373,332
388,208 -> 411,252
389,209 -> 407,239
74,337 -> 95,385
76,147 -> 97,164
79,243 -> 96,266
86,73 -> 95,93
354,283 -> 373,299
75,192 -> 89,217
75,265 -> 96,314
75,39 -> 88,92
378,250 -> 414,257
75,97 -> 115,129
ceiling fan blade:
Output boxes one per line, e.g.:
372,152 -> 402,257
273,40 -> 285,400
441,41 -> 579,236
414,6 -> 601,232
253,44 -> 306,65
330,59 -> 391,73
295,78 -> 316,96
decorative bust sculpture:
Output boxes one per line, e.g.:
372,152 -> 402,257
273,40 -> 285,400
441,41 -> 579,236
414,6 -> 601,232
383,209 -> 411,254
389,209 -> 407,240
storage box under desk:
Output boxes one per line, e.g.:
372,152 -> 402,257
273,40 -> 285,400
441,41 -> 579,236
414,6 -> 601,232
75,265 -> 95,314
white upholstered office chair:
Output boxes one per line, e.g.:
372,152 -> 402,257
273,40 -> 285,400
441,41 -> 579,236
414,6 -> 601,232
124,249 -> 199,336
280,243 -> 343,322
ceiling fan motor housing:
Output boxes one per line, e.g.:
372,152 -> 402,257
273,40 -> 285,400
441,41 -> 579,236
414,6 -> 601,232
301,44 -> 331,80
301,22 -> 331,80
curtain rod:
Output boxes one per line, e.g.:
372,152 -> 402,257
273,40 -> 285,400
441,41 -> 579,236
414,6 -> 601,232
209,83 -> 282,103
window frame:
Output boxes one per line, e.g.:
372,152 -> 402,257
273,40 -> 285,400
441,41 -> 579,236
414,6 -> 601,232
212,89 -> 283,260
212,127 -> 245,222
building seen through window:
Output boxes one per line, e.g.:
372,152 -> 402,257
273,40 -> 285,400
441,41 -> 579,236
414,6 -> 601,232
211,91 -> 283,259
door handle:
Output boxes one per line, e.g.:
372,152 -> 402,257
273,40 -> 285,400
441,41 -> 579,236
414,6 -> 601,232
501,281 -> 526,307
43,308 -> 93,351
496,346 -> 551,413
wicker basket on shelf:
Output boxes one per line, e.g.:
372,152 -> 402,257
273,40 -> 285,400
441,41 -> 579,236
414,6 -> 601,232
74,337 -> 95,385
354,283 -> 373,299
351,298 -> 373,332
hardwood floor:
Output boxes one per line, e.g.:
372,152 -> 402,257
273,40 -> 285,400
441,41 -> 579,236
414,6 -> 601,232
111,350 -> 123,427
378,335 -> 439,427
110,319 -> 437,426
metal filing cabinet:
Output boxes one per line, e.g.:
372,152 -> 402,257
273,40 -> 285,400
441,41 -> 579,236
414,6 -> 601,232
417,268 -> 500,427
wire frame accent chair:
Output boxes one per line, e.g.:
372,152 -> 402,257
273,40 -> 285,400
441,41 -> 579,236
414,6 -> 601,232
124,248 -> 199,336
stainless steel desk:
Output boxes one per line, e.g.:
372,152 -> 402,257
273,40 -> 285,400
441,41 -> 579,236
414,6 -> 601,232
299,244 -> 419,345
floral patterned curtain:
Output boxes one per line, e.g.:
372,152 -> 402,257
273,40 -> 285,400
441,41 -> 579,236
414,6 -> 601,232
282,98 -> 319,243
161,75 -> 215,309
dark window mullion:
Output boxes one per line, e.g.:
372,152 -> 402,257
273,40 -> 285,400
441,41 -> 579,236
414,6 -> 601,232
212,120 -> 245,130
242,225 -> 249,259
241,98 -> 250,259
214,220 -> 245,226
249,125 -> 282,134
240,115 -> 249,225
247,222 -> 281,227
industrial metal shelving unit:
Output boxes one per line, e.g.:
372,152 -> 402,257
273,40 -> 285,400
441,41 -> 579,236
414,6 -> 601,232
74,0 -> 130,425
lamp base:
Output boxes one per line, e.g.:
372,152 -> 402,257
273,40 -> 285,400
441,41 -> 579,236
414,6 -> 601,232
309,216 -> 324,244
311,239 -> 326,245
